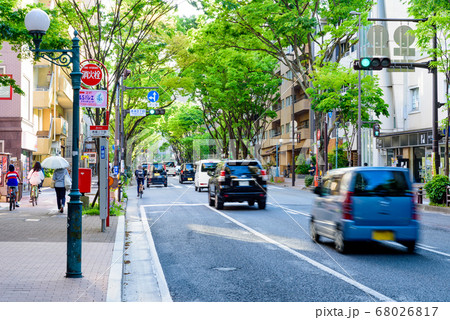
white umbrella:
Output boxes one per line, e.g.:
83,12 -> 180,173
41,156 -> 70,169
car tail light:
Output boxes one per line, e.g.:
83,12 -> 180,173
181,170 -> 183,174
411,196 -> 419,220
342,191 -> 354,220
219,170 -> 226,182
261,169 -> 268,181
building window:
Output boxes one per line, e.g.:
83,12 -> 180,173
286,70 -> 293,80
411,87 -> 419,111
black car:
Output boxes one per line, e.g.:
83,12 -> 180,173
208,160 -> 268,209
147,163 -> 168,187
179,163 -> 195,183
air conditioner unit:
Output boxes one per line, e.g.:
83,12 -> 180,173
0,140 -> 4,153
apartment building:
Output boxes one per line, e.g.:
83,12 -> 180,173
261,55 -> 313,177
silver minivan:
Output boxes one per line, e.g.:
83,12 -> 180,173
310,167 -> 419,253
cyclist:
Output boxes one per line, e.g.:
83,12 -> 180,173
27,162 -> 45,204
6,164 -> 21,207
134,165 -> 145,198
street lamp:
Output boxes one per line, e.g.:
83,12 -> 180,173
26,8 -> 83,278
350,10 -> 362,167
276,138 -> 282,177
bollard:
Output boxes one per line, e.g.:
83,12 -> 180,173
417,186 -> 423,204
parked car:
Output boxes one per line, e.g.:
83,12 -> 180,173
310,167 -> 419,254
208,159 -> 268,210
179,163 -> 195,183
164,161 -> 177,176
195,159 -> 220,192
147,163 -> 168,187
176,165 -> 181,175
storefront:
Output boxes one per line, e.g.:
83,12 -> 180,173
376,129 -> 439,183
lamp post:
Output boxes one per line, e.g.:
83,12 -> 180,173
276,138 -> 282,177
350,11 -> 362,167
26,9 -> 83,278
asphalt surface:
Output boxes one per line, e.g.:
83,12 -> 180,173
128,176 -> 450,302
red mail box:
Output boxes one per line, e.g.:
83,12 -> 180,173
79,168 -> 92,194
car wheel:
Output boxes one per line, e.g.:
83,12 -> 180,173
334,228 -> 348,254
179,179 -> 183,184
164,183 -> 168,187
402,241 -> 416,254
257,200 -> 266,210
309,219 -> 320,243
195,186 -> 198,191
208,188 -> 215,206
248,200 -> 255,207
215,192 -> 224,210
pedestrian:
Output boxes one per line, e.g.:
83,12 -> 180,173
39,167 -> 45,193
6,164 -> 21,207
53,167 -> 71,213
27,162 -> 44,202
308,163 -> 316,176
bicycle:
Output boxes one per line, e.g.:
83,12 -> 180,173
30,184 -> 39,206
7,187 -> 16,211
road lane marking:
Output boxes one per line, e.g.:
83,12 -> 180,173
416,245 -> 450,258
268,203 -> 311,217
269,186 -> 284,190
140,205 -> 173,302
205,204 -> 395,302
141,204 -> 206,207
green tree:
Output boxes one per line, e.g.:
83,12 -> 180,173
306,62 -> 389,166
407,1 -> 450,175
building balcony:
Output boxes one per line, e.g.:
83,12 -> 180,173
34,135 -> 52,155
297,127 -> 310,141
294,98 -> 310,114
54,117 -> 68,136
56,75 -> 73,109
33,89 -> 52,109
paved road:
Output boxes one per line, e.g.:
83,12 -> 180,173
128,176 -> 450,302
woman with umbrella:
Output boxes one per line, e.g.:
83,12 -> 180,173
42,156 -> 71,213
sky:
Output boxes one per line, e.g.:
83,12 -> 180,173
173,0 -> 203,17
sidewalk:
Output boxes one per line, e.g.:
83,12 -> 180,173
0,182 -> 120,302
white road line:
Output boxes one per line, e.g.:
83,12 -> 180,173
141,204 -> 206,207
269,186 -> 284,190
416,245 -> 450,258
268,203 -> 311,217
140,205 -> 173,302
205,204 -> 395,302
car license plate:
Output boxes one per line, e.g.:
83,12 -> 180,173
155,173 -> 160,176
239,181 -> 249,186
372,230 -> 394,241
188,178 -> 193,181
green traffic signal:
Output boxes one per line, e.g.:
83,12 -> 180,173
373,123 -> 381,137
360,57 -> 371,68
148,108 -> 165,115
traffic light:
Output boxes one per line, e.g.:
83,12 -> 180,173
353,57 -> 391,71
148,108 -> 165,115
373,123 -> 381,137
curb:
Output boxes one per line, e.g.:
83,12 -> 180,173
417,203 -> 450,215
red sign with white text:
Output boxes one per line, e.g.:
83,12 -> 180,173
81,64 -> 103,86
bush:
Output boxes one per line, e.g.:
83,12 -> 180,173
295,154 -> 311,174
424,174 -> 450,205
305,175 -> 314,187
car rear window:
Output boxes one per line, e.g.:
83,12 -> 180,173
201,163 -> 217,172
225,161 -> 261,176
185,164 -> 194,170
153,164 -> 164,173
353,170 -> 410,196
165,162 -> 175,167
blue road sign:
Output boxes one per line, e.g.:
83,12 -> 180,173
113,166 -> 119,175
328,111 -> 333,118
147,90 -> 159,102
101,146 -> 105,159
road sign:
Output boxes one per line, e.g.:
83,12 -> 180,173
113,166 -> 119,175
90,125 -> 109,137
147,102 -> 159,108
81,64 -> 103,86
130,109 -> 147,116
147,90 -> 159,102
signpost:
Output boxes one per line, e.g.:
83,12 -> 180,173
80,90 -> 107,108
90,125 -> 109,137
81,63 -> 103,87
130,109 -> 147,117
147,90 -> 159,102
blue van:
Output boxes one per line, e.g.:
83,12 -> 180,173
310,167 -> 419,253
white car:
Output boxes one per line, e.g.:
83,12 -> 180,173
194,159 -> 220,192
164,161 -> 177,176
